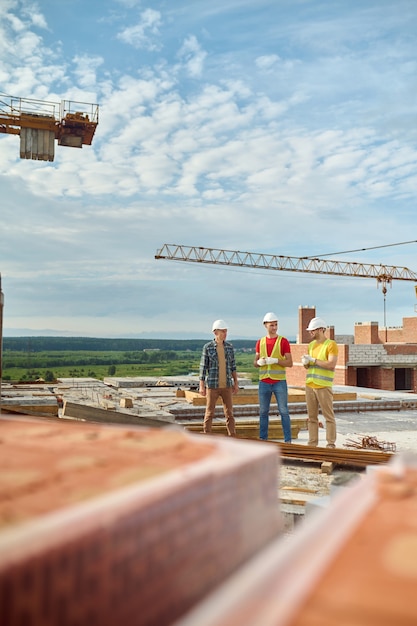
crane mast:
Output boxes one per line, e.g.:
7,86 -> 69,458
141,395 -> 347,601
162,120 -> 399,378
155,244 -> 417,292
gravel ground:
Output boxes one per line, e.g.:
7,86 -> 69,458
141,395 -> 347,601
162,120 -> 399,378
279,462 -> 334,496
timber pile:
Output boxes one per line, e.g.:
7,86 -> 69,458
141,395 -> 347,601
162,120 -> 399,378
272,442 -> 393,467
183,388 -> 357,406
184,419 -> 304,440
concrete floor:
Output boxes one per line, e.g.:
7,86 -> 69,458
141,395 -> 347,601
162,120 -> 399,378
277,384 -> 417,529
327,385 -> 417,455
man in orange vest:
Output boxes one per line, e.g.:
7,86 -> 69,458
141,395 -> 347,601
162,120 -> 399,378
254,312 -> 293,441
302,317 -> 338,448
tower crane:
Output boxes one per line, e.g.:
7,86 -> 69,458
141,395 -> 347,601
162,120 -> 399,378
0,93 -> 99,162
155,244 -> 417,289
155,244 -> 417,328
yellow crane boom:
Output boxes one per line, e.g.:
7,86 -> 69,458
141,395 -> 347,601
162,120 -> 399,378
155,244 -> 417,292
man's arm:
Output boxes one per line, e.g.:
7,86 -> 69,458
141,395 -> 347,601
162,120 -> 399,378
253,339 -> 262,367
199,346 -> 208,396
279,337 -> 293,367
227,344 -> 239,393
314,354 -> 337,370
232,370 -> 239,394
315,343 -> 338,370
280,351 -> 293,368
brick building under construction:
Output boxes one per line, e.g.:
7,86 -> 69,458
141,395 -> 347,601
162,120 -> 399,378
287,306 -> 417,393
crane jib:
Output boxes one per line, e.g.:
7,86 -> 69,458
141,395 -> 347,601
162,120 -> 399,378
155,244 -> 417,284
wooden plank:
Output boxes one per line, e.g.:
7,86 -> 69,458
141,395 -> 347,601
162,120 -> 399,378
274,442 -> 393,467
184,418 -> 308,429
184,422 -> 301,440
280,495 -> 314,506
321,461 -> 334,474
184,390 -> 257,406
281,486 -> 318,494
183,389 -> 357,406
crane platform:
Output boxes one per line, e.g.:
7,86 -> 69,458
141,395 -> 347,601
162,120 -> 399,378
0,93 -> 99,161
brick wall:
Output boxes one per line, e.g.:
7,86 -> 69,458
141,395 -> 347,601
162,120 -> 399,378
355,317 -> 417,345
348,345 -> 387,364
298,306 -> 316,344
348,344 -> 417,364
345,366 -> 357,386
378,327 -> 403,342
408,370 -> 417,394
403,317 -> 417,342
385,344 -> 417,356
354,322 -> 381,344
287,344 -> 309,386
376,367 -> 396,391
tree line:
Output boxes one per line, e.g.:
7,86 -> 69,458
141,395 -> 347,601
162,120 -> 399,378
3,336 -> 256,353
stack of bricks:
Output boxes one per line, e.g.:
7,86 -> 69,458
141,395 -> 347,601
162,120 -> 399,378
174,456 -> 417,626
0,417 -> 282,625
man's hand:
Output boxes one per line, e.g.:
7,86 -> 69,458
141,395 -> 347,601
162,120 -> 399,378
257,357 -> 266,366
265,357 -> 279,365
199,382 -> 207,396
301,355 -> 315,366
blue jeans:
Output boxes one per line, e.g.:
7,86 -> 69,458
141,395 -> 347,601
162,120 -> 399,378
259,380 -> 291,442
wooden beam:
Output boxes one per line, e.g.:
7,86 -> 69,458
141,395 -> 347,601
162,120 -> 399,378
183,388 -> 357,406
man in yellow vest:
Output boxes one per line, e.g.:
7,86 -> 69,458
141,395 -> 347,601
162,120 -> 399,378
302,317 -> 338,448
254,312 -> 293,442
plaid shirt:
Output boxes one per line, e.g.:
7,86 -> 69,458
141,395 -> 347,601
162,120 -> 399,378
199,340 -> 237,389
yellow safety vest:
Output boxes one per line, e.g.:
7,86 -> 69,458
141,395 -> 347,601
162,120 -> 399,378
259,336 -> 286,381
306,339 -> 335,387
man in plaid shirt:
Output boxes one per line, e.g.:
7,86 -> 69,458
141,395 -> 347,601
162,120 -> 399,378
199,319 -> 239,436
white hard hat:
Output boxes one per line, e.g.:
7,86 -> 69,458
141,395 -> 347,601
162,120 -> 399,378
306,317 -> 327,331
212,319 -> 228,331
263,312 -> 278,323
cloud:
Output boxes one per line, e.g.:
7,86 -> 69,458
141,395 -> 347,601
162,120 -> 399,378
72,55 -> 104,90
177,35 -> 207,78
255,54 -> 280,71
117,8 -> 162,50
1,0 -> 417,338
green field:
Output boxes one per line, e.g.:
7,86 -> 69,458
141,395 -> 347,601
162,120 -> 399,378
1,346 -> 257,383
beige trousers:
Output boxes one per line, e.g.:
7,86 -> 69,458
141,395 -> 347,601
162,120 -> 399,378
203,387 -> 236,436
305,385 -> 336,446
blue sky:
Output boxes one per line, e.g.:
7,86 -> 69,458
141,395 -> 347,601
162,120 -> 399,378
1,0 -> 417,339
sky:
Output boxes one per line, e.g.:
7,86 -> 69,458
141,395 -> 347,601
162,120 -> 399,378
1,0 -> 417,340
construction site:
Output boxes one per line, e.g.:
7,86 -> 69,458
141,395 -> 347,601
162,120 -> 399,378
2,101 -> 417,620
2,297 -> 417,624
2,219 -> 417,623
0,0 -> 417,607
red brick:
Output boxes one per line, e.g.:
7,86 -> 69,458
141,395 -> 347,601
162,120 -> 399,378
0,418 -> 281,626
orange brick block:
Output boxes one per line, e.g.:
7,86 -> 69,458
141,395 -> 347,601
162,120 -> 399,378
0,417 -> 282,626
